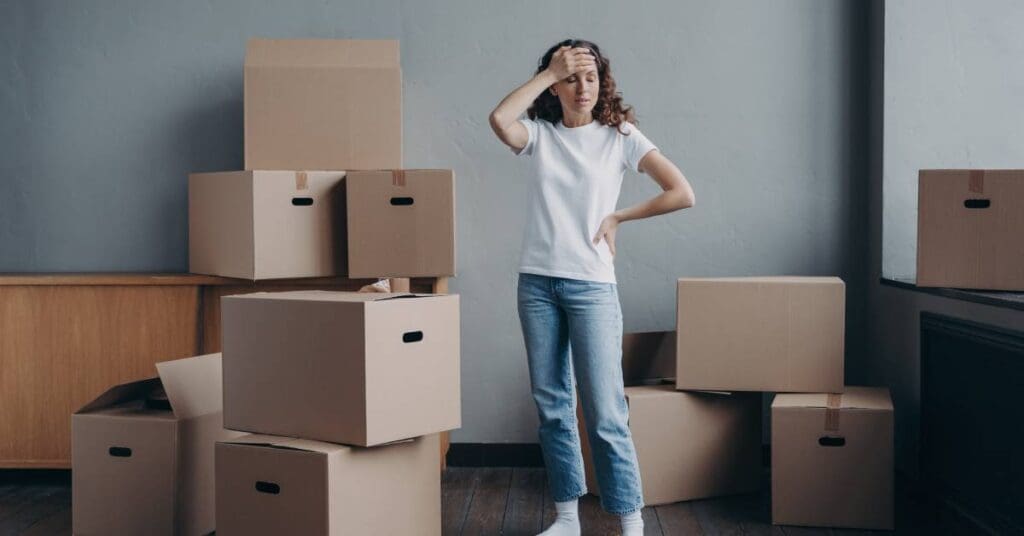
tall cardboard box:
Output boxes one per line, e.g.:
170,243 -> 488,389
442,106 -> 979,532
216,433 -> 440,536
579,385 -> 762,505
72,354 -> 243,536
676,277 -> 845,393
917,169 -> 1024,290
222,291 -> 461,446
621,331 -> 676,384
189,170 -> 347,280
771,387 -> 894,530
244,39 -> 401,171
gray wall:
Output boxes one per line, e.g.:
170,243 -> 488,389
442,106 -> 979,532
868,0 -> 1024,476
2,0 -> 871,443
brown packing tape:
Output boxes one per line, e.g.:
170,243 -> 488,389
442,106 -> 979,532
824,393 -> 841,432
295,171 -> 309,191
391,169 -> 406,187
968,170 -> 985,194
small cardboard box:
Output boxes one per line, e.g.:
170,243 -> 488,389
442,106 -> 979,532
216,433 -> 440,536
72,353 -> 243,536
917,169 -> 1024,290
345,169 -> 456,278
621,331 -> 676,385
189,170 -> 347,280
222,291 -> 461,446
579,385 -> 762,505
676,277 -> 845,393
771,386 -> 894,530
244,39 -> 401,171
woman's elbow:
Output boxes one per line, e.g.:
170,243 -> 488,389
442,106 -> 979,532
676,186 -> 695,209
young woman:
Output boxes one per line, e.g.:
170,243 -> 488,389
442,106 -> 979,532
489,39 -> 695,536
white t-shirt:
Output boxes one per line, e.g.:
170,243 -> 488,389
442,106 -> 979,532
513,117 -> 658,284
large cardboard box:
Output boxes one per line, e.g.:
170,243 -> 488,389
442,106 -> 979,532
621,331 -> 676,385
222,291 -> 460,446
216,433 -> 440,536
189,170 -> 347,280
244,39 -> 401,171
345,169 -> 456,278
579,385 -> 762,505
917,169 -> 1024,290
676,277 -> 845,393
72,354 -> 243,536
771,386 -> 894,530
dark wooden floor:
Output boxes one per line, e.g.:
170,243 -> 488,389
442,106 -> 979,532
0,468 -> 978,535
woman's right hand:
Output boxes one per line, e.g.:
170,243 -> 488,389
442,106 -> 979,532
546,46 -> 597,80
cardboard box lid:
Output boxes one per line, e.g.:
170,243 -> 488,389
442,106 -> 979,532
75,377 -> 164,414
219,434 -> 348,455
155,353 -> 225,419
246,39 -> 399,68
224,290 -> 449,304
678,276 -> 844,285
772,386 -> 892,411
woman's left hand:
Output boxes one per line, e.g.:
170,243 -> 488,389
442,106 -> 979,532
593,214 -> 621,256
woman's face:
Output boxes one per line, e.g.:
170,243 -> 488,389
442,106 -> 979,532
550,66 -> 600,116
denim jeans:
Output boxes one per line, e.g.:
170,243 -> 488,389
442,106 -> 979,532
516,272 -> 644,515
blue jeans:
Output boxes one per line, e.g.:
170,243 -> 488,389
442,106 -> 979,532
516,272 -> 644,515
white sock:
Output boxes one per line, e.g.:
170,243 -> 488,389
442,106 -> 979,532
538,499 -> 580,536
620,509 -> 644,536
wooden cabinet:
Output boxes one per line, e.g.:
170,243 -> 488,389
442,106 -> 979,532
0,274 -> 450,469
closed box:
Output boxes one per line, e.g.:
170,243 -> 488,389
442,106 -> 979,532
771,386 -> 894,530
917,169 -> 1024,290
222,291 -> 460,446
345,169 -> 456,278
579,385 -> 762,505
189,170 -> 347,280
216,433 -> 440,536
245,39 -> 401,171
675,277 -> 845,393
72,354 -> 243,536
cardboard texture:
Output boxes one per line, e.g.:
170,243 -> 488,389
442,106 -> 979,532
917,169 -> 1024,290
72,354 -> 244,536
222,291 -> 461,446
771,386 -> 894,530
675,276 -> 845,393
189,170 -> 348,280
345,169 -> 456,278
621,331 -> 677,384
244,39 -> 401,171
216,433 -> 440,536
579,385 -> 762,505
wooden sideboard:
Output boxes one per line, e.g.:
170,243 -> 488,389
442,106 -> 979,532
0,274 -> 450,469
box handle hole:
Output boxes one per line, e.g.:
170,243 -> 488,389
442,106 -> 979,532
390,197 -> 414,206
255,481 -> 281,494
108,446 -> 132,457
818,436 -> 846,447
292,197 -> 314,207
403,331 -> 424,343
964,199 -> 990,209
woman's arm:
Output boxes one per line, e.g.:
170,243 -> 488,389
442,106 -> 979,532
489,47 -> 595,152
593,150 -> 695,255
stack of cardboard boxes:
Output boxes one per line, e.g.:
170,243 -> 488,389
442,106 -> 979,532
580,277 -> 895,531
72,39 -> 459,535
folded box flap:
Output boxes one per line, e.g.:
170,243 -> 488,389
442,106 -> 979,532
772,386 -> 892,411
76,377 -> 162,414
220,434 -> 348,455
156,353 -> 225,419
246,39 -> 399,68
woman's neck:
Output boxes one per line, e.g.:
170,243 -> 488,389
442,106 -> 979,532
561,112 -> 594,128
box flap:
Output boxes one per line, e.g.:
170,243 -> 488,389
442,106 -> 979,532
76,377 -> 162,414
219,434 -> 348,455
772,386 -> 892,410
678,276 -> 844,285
246,39 -> 399,68
624,384 -> 740,401
225,290 -> 442,303
155,353 -> 225,419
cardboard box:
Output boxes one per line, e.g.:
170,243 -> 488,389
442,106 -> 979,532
72,354 -> 243,536
216,433 -> 440,536
222,290 -> 460,446
189,170 -> 347,280
244,39 -> 401,171
676,277 -> 845,393
771,386 -> 894,530
579,385 -> 762,505
345,169 -> 456,278
917,169 -> 1024,290
622,331 -> 676,385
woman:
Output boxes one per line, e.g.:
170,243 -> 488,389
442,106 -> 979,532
489,39 -> 694,536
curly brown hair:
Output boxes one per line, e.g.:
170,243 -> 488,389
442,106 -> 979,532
527,38 -> 636,134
